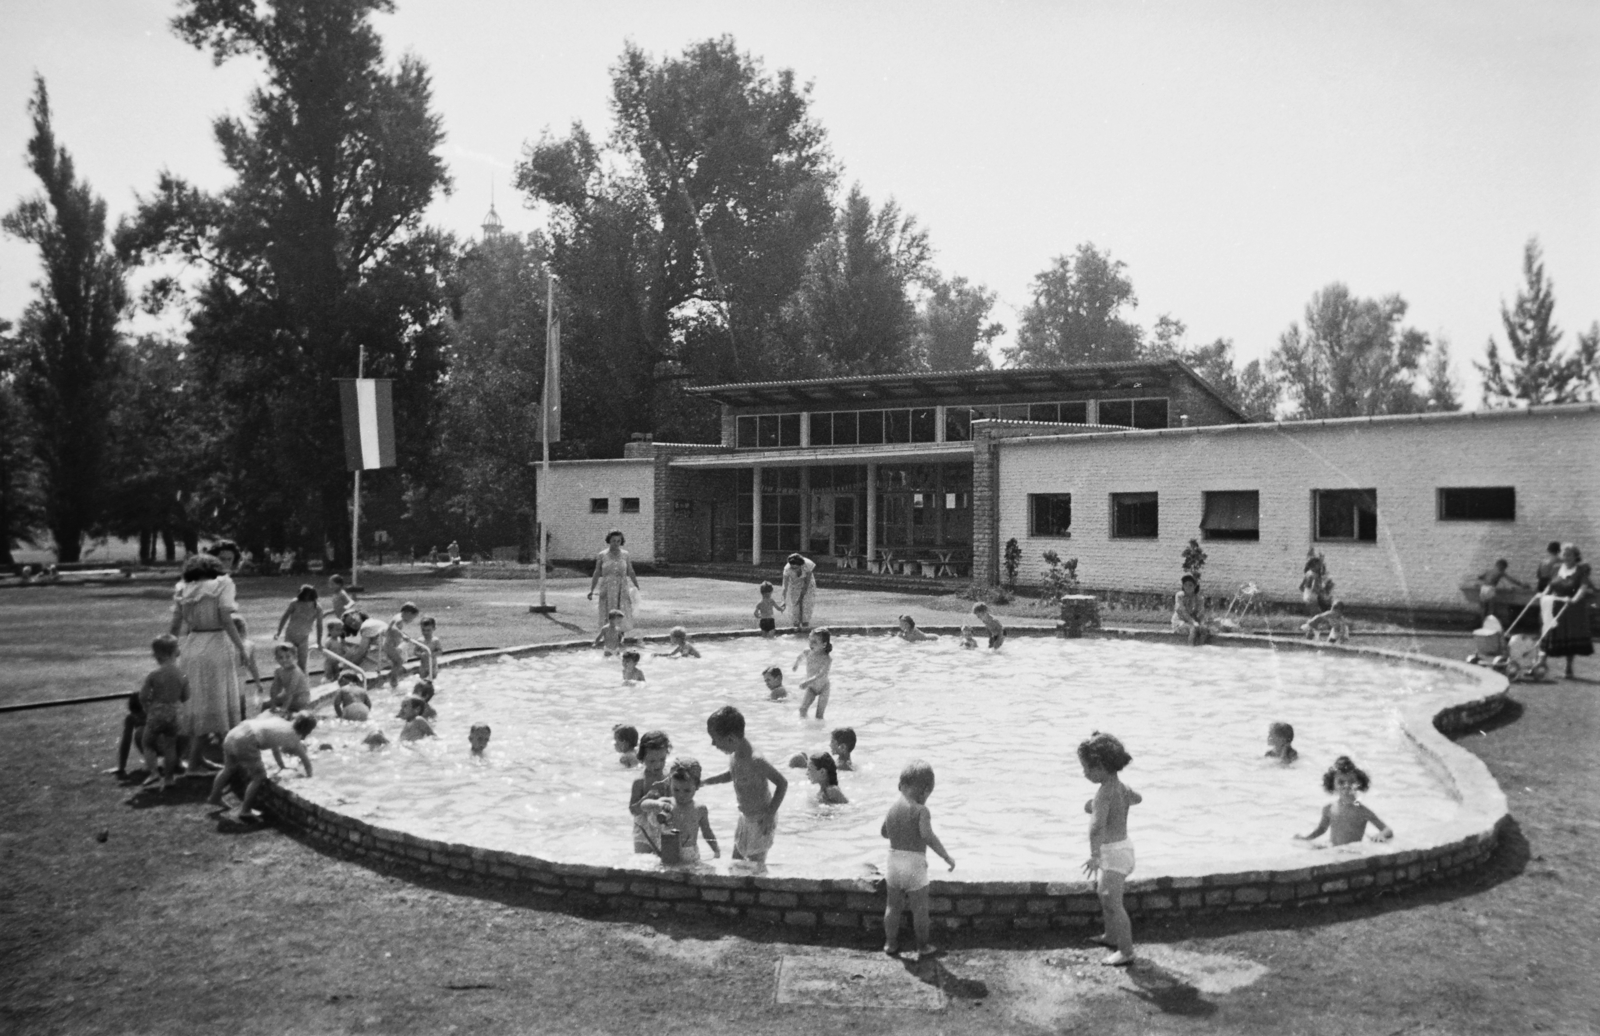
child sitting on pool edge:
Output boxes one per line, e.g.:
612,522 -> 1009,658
763,666 -> 787,700
972,603 -> 1004,648
1265,722 -> 1298,763
1302,600 -> 1351,644
613,724 -> 640,766
655,626 -> 702,659
1296,755 -> 1392,846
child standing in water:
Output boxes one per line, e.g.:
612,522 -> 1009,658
642,757 -> 720,864
753,581 -> 784,637
468,724 -> 491,757
628,730 -> 672,853
274,585 -> 324,675
621,650 -> 646,684
830,728 -> 856,771
971,603 -> 1004,648
1296,755 -> 1393,846
794,628 -> 834,720
703,706 -> 787,869
1080,731 -> 1142,966
762,666 -> 787,700
881,759 -> 955,961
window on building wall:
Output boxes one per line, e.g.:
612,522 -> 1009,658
1437,487 -> 1515,521
944,408 -> 972,441
1059,401 -> 1088,424
911,408 -> 937,442
1111,492 -> 1159,538
1097,397 -> 1169,429
620,498 -> 640,514
809,412 -> 833,447
1030,494 -> 1073,537
1314,489 -> 1378,542
885,409 -> 911,443
1201,490 -> 1260,541
778,413 -> 801,447
858,410 -> 885,445
832,411 -> 858,446
736,416 -> 756,448
590,498 -> 609,514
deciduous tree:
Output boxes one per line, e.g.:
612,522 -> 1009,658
918,275 -> 1002,371
1005,243 -> 1142,368
2,77 -> 128,561
116,0 -> 453,563
1143,315 -> 1278,421
1268,283 -> 1430,419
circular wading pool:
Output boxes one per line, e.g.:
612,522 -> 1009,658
260,629 -> 1510,932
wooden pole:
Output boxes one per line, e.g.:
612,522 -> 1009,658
351,345 -> 364,591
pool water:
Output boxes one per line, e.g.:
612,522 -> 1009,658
293,635 -> 1480,881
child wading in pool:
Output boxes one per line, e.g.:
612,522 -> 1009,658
595,609 -> 628,656
654,626 -> 701,659
754,581 -> 784,637
1080,731 -> 1142,966
896,615 -> 936,642
703,706 -> 787,869
613,724 -> 640,766
881,759 -> 955,961
1296,755 -> 1393,845
971,603 -> 1004,648
830,727 -> 856,770
628,730 -> 672,853
762,666 -> 787,700
641,757 -> 720,864
621,649 -> 646,684
806,751 -> 848,804
1265,721 -> 1298,763
794,628 -> 833,720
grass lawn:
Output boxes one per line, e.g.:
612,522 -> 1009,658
1,570 -> 1596,1035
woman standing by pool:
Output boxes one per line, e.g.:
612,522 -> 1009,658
170,552 -> 250,774
1545,543 -> 1594,679
781,553 -> 818,631
587,529 -> 640,633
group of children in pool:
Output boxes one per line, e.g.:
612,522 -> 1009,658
593,597 -> 1393,966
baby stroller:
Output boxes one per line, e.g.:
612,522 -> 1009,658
1465,594 -> 1572,682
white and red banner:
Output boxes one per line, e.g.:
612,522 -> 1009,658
338,378 -> 397,471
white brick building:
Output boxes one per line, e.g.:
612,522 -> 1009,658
988,403 -> 1600,611
535,458 -> 656,561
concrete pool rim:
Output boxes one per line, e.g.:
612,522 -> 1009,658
258,627 -> 1512,934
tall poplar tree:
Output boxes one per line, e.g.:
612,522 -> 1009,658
2,77 -> 128,561
1477,238 -> 1598,406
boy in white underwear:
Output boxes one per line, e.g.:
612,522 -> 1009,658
1080,731 -> 1142,966
880,759 -> 955,961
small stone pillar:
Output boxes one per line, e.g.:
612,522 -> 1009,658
1059,594 -> 1101,638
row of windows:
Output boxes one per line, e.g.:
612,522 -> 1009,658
589,497 -> 641,514
1027,486 -> 1517,541
734,397 -> 1171,448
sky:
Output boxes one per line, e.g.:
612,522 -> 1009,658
2,0 -> 1598,402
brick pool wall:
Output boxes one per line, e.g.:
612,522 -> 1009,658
259,629 -> 1511,934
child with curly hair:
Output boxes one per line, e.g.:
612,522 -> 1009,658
1080,731 -> 1142,966
1296,755 -> 1393,846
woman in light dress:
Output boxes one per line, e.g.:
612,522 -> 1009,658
170,551 -> 250,774
587,529 -> 641,633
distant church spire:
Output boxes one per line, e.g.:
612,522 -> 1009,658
481,180 -> 504,239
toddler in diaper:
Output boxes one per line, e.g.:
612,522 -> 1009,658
880,760 -> 955,961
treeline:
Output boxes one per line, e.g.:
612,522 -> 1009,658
2,1 -> 1597,564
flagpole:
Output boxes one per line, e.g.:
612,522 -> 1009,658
351,345 -> 364,593
536,272 -> 554,613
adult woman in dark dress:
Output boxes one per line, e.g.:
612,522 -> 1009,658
1545,543 -> 1595,679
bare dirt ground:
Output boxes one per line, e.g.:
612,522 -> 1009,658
1,570 -> 1596,1035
